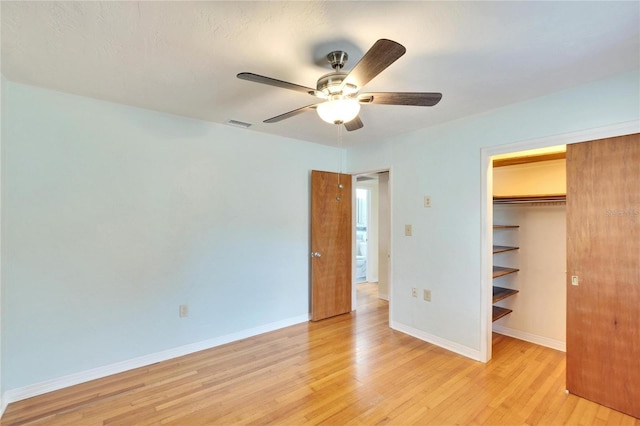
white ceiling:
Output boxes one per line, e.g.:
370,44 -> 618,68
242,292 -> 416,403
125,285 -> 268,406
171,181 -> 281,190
2,1 -> 639,147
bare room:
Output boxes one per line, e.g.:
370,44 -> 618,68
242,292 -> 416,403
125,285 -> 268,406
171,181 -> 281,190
1,1 -> 639,424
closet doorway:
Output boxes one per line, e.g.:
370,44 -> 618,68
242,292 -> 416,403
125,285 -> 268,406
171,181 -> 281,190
481,133 -> 586,362
490,146 -> 567,353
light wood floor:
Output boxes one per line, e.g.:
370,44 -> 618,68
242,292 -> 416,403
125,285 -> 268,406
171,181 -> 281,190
3,283 -> 639,425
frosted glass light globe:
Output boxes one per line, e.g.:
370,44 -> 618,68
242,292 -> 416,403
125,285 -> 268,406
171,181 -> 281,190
317,96 -> 360,124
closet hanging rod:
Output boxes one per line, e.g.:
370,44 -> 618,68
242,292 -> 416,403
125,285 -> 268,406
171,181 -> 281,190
493,194 -> 566,204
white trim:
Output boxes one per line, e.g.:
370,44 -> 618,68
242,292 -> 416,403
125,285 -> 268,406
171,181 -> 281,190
493,325 -> 566,352
484,120 -> 640,156
2,314 -> 309,405
391,320 -> 482,361
479,152 -> 494,363
388,168 -> 394,325
351,174 -> 358,311
479,119 -> 640,362
0,76 -> 3,417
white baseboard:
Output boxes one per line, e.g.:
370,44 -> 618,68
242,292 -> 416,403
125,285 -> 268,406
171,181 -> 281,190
493,325 -> 566,352
390,321 -> 482,361
2,314 -> 309,407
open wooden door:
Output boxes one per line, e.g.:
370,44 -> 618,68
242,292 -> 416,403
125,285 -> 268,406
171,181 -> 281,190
566,133 -> 640,418
311,170 -> 352,321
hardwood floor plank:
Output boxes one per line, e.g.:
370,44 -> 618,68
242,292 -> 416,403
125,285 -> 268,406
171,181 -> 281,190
2,283 -> 638,425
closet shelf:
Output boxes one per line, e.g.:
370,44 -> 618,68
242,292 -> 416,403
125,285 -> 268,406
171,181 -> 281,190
492,306 -> 513,322
493,245 -> 519,254
492,224 -> 518,322
493,266 -> 519,278
493,194 -> 566,204
493,286 -> 519,303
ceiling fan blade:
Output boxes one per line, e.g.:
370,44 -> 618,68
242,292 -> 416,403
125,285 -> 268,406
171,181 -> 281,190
237,72 -> 317,96
341,39 -> 406,89
344,116 -> 364,131
359,92 -> 442,106
263,104 -> 319,123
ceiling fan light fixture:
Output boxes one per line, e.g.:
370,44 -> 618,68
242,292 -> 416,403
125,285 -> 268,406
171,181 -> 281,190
238,39 -> 440,131
316,96 -> 360,125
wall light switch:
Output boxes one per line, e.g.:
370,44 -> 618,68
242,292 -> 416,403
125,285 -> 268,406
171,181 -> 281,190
179,304 -> 189,317
424,196 -> 432,208
571,276 -> 579,286
405,224 -> 412,236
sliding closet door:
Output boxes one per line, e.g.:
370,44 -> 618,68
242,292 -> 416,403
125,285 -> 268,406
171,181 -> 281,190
566,133 -> 639,418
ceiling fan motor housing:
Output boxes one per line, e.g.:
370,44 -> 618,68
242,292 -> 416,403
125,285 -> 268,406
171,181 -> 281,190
317,71 -> 349,95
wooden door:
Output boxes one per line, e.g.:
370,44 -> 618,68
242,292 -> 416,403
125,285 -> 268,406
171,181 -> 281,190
311,170 -> 352,321
566,133 -> 640,418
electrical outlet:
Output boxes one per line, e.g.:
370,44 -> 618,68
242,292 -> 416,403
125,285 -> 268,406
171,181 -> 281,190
179,304 -> 189,318
424,196 -> 432,208
424,289 -> 431,302
405,224 -> 412,236
412,287 -> 418,298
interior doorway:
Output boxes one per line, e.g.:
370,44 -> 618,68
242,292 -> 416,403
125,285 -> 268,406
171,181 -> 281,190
354,171 -> 390,303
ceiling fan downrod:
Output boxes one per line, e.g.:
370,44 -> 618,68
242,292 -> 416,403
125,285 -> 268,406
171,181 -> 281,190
326,51 -> 348,70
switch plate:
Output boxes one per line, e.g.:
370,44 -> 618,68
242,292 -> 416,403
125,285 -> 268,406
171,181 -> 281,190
571,276 -> 579,286
405,224 -> 412,236
424,289 -> 431,302
424,196 -> 432,208
179,304 -> 189,317
412,287 -> 418,298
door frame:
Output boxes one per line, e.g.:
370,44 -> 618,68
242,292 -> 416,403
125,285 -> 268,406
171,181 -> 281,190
350,168 -> 392,314
479,120 -> 639,363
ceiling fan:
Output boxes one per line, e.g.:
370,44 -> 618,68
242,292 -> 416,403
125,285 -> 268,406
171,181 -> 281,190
237,39 -> 442,131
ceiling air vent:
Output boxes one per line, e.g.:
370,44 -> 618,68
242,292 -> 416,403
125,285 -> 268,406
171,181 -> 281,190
227,119 -> 252,129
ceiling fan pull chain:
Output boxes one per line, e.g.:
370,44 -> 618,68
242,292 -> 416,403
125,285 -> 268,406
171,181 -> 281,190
336,124 -> 344,201
338,124 -> 344,175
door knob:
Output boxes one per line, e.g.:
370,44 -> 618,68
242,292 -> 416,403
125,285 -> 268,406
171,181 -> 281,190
311,252 -> 322,258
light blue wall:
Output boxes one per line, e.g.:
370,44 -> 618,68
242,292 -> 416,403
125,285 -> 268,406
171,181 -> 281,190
347,71 -> 640,352
1,82 -> 343,390
0,75 -> 5,408
2,70 -> 638,394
